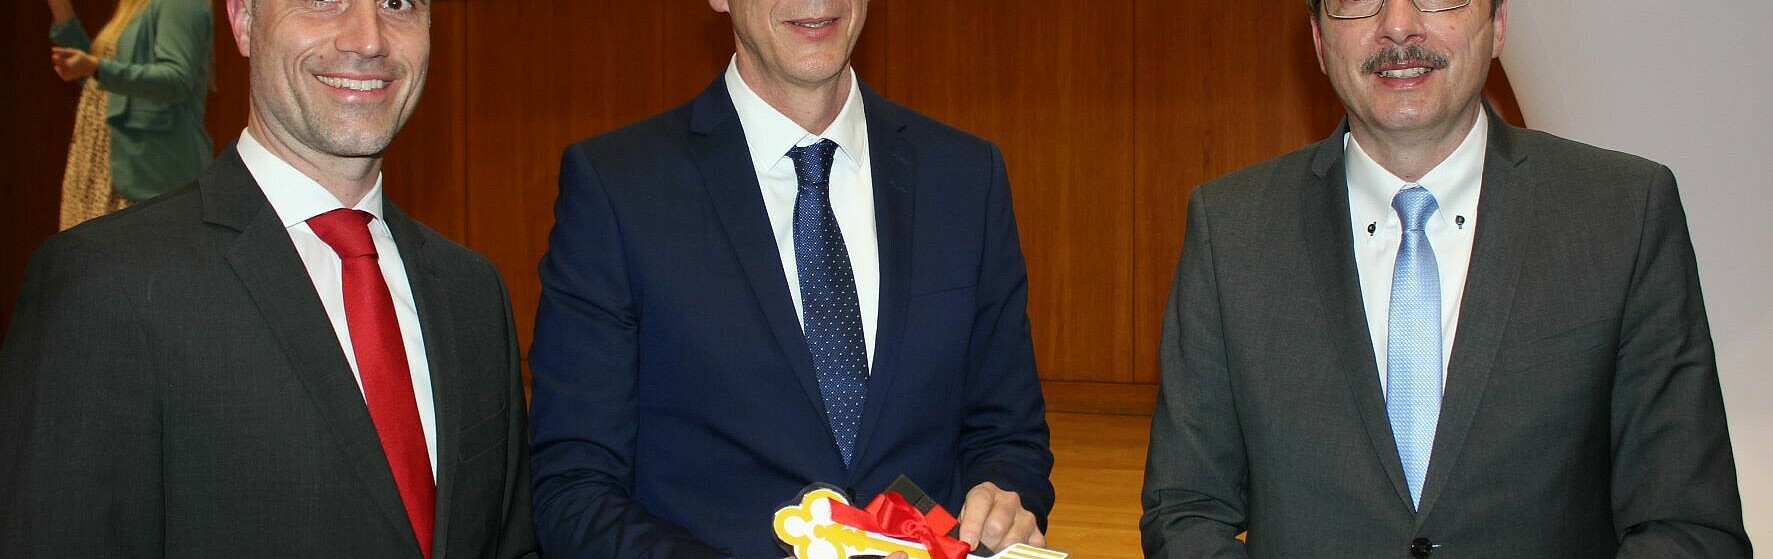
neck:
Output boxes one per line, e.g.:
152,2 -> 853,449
247,113 -> 382,208
736,57 -> 851,135
1348,104 -> 1483,183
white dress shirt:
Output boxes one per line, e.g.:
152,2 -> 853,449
725,58 -> 881,369
1346,110 -> 1488,394
237,129 -> 439,475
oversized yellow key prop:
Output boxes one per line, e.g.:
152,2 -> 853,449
773,487 -> 1068,559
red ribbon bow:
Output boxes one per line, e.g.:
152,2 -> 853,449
829,492 -> 974,559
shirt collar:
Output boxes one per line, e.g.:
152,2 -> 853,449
237,128 -> 387,229
1344,107 -> 1488,225
724,56 -> 868,172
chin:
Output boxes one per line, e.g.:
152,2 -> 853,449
1367,102 -> 1436,128
318,132 -> 397,158
789,53 -> 847,77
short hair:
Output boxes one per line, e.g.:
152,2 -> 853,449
1307,0 -> 1503,18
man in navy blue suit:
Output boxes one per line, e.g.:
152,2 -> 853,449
526,1 -> 1055,557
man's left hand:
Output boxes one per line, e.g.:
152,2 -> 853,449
954,481 -> 1045,551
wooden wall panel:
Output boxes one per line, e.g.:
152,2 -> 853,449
381,0 -> 468,241
1,0 -> 1526,415
879,0 -> 1139,385
207,0 -> 247,166
461,1 -> 734,354
1485,59 -> 1525,127
1130,1 -> 1346,388
661,4 -> 761,106
848,2 -> 891,91
0,0 -> 107,341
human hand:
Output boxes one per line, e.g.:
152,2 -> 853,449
50,47 -> 98,81
955,482 -> 1044,551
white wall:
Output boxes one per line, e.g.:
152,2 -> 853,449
1500,0 -> 1773,543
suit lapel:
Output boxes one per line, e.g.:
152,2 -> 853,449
383,205 -> 460,556
1414,114 -> 1531,522
1296,126 -> 1417,510
685,79 -> 832,445
848,85 -> 915,472
206,148 -> 423,549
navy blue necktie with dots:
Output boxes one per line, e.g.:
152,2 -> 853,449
788,139 -> 868,467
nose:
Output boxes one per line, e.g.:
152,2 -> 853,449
335,1 -> 387,57
1374,0 -> 1428,45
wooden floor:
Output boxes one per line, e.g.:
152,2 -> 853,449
1042,412 -> 1150,559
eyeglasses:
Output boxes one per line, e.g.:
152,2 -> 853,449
1325,0 -> 1472,19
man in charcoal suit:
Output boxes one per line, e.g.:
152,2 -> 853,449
1141,0 -> 1750,557
0,0 -> 536,556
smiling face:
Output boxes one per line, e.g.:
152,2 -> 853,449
1311,0 -> 1506,145
710,0 -> 868,94
228,0 -> 431,161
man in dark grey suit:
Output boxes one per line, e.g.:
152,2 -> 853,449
0,0 -> 536,557
1141,0 -> 1750,557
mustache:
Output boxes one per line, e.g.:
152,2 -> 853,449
1359,44 -> 1450,73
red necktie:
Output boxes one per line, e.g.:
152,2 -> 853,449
308,208 -> 434,558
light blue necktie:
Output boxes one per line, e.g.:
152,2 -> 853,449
788,139 -> 868,467
1388,185 -> 1442,510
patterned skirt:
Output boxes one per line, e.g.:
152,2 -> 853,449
59,78 -> 130,231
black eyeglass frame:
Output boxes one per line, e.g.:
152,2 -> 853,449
1325,0 -> 1473,20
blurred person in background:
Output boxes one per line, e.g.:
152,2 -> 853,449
47,0 -> 212,230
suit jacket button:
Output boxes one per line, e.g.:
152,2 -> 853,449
1410,537 -> 1434,558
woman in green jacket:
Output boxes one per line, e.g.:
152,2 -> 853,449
48,0 -> 212,230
